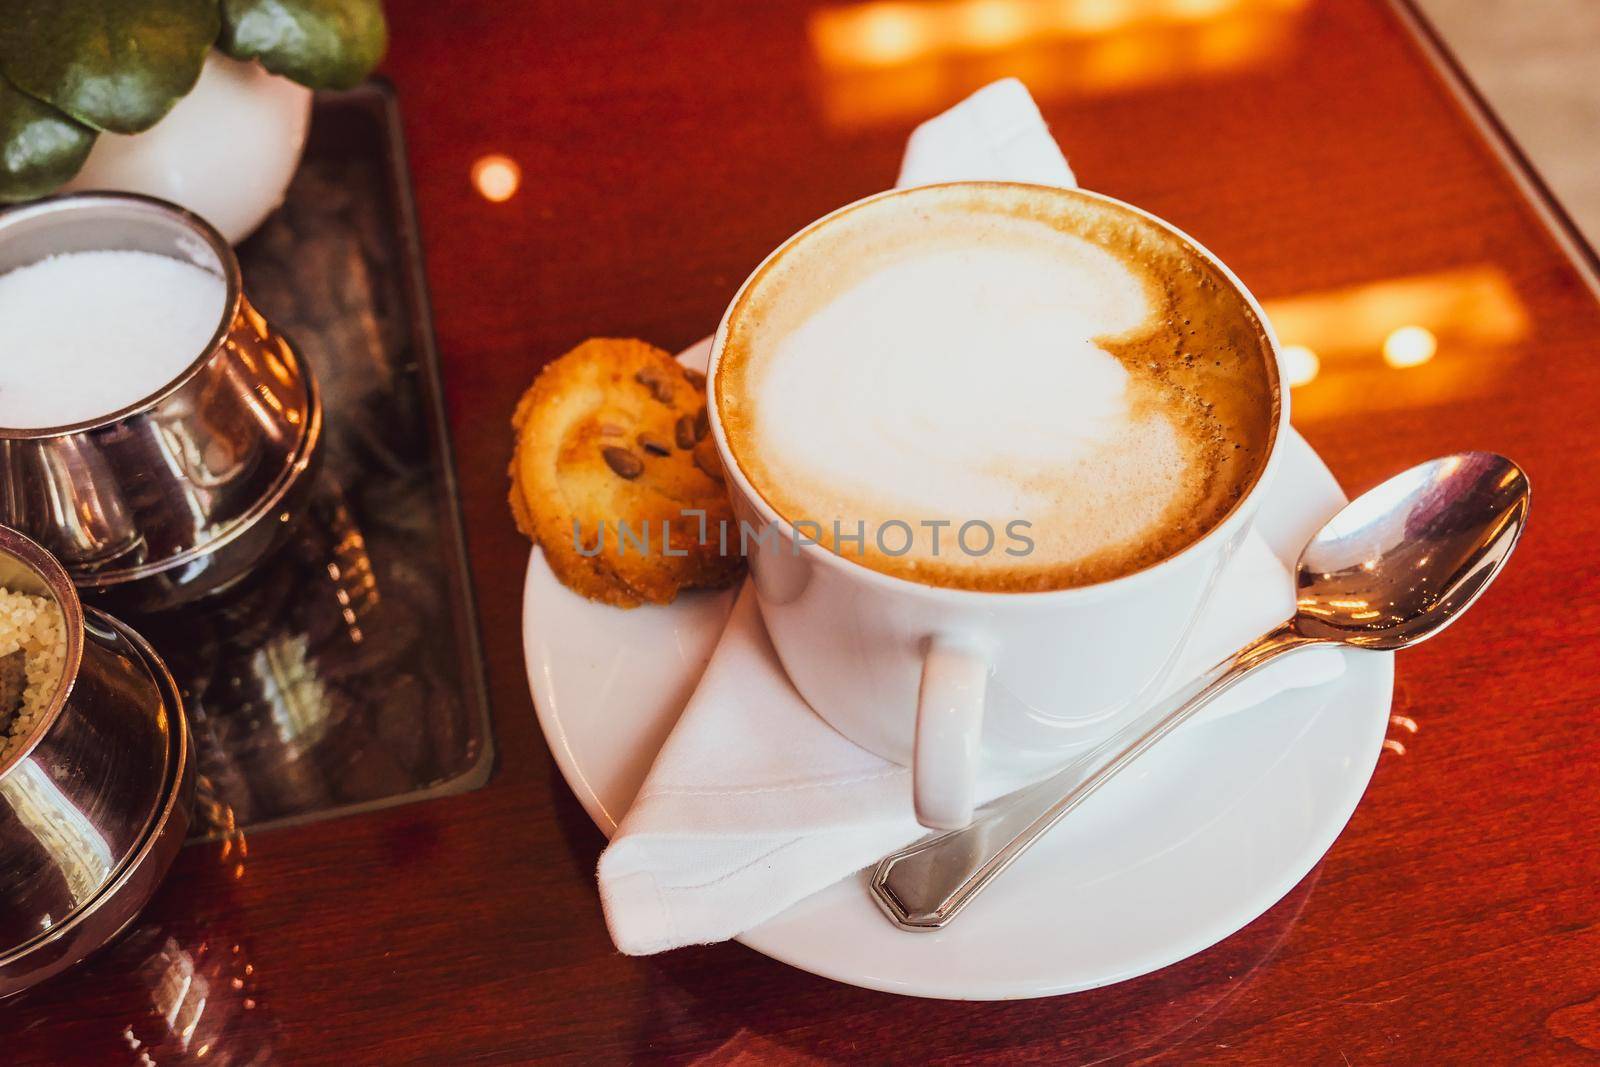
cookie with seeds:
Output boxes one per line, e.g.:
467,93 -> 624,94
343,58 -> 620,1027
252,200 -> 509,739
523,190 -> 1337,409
510,338 -> 741,607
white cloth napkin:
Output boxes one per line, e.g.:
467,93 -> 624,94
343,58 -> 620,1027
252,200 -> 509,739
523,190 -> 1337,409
597,80 -> 1346,956
897,78 -> 1077,189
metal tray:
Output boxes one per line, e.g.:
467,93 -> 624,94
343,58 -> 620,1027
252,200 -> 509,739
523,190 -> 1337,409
126,84 -> 493,838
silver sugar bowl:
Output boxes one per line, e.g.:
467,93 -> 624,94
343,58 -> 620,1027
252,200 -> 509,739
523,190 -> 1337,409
0,193 -> 322,612
0,523 -> 193,998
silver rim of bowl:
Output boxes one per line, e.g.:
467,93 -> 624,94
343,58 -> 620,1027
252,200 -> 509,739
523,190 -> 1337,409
0,191 -> 243,441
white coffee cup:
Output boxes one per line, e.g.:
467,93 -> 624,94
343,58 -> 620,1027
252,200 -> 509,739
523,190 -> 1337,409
706,182 -> 1287,831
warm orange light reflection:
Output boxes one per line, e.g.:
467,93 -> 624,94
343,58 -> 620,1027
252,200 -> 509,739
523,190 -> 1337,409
1171,0 -> 1236,15
809,0 -> 1309,127
1264,266 -> 1529,420
1265,268 -> 1525,356
1382,325 -> 1437,368
962,0 -> 1037,46
813,0 -> 1304,63
1282,343 -> 1319,387
846,3 -> 929,64
471,154 -> 522,202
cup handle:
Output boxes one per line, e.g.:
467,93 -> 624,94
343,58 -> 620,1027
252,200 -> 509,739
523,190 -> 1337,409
914,639 -> 988,830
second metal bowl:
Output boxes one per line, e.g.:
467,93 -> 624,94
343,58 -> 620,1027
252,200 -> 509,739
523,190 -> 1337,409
0,524 -> 193,997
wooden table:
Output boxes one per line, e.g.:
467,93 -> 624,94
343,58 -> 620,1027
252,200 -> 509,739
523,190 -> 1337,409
8,0 -> 1599,1061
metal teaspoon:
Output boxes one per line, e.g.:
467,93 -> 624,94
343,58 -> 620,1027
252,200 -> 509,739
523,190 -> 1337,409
871,452 -> 1530,930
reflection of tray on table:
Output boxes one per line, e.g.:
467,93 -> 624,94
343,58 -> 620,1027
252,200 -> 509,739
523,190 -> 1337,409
130,83 -> 493,839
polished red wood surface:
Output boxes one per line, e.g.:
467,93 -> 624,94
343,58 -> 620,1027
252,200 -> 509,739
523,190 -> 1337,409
7,0 -> 1600,1062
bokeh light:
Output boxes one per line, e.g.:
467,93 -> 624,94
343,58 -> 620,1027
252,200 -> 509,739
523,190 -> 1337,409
1382,325 -> 1437,368
1282,343 -> 1320,387
471,154 -> 522,203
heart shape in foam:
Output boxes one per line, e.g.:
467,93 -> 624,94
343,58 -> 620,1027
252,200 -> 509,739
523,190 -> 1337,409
714,183 -> 1278,593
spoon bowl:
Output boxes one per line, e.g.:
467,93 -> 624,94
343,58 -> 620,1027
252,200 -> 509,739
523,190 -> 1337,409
1293,452 -> 1530,650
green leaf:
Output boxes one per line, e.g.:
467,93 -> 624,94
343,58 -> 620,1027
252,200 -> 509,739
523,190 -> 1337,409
0,71 -> 96,202
0,0 -> 219,134
219,0 -> 387,91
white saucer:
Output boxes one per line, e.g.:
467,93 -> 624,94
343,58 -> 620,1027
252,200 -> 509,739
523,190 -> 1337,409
522,338 -> 1394,1000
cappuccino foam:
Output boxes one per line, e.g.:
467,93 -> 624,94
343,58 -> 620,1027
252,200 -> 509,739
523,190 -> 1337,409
715,184 -> 1277,592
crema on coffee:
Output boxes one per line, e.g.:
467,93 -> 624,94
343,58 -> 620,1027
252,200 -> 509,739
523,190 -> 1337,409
714,183 -> 1278,592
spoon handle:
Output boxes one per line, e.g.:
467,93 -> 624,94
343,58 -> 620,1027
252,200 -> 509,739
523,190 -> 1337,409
870,622 -> 1313,930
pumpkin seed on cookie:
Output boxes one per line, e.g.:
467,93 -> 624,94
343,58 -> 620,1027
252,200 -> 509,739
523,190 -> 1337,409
603,446 -> 644,478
